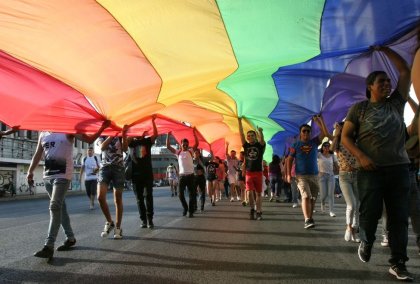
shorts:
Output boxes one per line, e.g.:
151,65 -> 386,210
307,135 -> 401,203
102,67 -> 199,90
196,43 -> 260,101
296,175 -> 319,199
228,174 -> 237,185
98,164 -> 125,190
85,179 -> 97,197
245,172 -> 263,193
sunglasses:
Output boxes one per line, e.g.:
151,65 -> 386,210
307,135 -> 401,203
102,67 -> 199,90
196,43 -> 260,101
301,129 -> 310,133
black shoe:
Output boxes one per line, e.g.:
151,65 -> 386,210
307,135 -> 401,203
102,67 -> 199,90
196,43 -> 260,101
358,241 -> 372,263
250,209 -> 255,220
56,239 -> 76,251
141,221 -> 147,228
389,261 -> 414,281
183,210 -> 187,216
256,212 -> 262,221
34,246 -> 54,259
304,218 -> 315,229
147,221 -> 154,229
188,213 -> 194,218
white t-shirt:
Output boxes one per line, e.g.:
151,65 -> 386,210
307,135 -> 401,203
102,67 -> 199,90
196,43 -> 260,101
317,153 -> 338,175
178,150 -> 194,175
83,156 -> 99,181
40,132 -> 73,180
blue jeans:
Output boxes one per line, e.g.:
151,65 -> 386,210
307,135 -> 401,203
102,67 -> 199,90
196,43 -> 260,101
358,165 -> 410,264
318,172 -> 335,212
44,178 -> 74,248
339,171 -> 359,228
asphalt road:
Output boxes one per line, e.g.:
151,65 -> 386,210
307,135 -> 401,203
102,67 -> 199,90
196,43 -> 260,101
0,187 -> 419,283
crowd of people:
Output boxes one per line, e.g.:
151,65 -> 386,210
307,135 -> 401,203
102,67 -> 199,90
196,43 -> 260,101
0,36 -> 418,281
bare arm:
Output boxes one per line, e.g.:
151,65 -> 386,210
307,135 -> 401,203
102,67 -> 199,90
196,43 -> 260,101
257,127 -> 265,146
330,123 -> 342,152
408,109 -> 419,137
376,46 -> 411,99
238,117 -> 245,145
74,120 -> 111,144
98,136 -> 115,151
121,125 -> 132,152
80,162 -> 85,181
0,126 -> 19,138
285,156 -> 293,183
27,136 -> 44,183
341,121 -> 376,170
192,127 -> 199,150
150,115 -> 158,143
166,131 -> 177,154
225,141 -> 230,159
314,115 -> 333,141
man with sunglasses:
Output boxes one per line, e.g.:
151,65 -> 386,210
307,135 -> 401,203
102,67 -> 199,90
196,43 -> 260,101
286,115 -> 330,229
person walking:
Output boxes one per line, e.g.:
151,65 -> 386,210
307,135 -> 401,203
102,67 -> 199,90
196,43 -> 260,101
123,115 -> 158,229
238,117 -> 266,220
166,128 -> 198,217
331,122 -> 360,242
268,155 -> 282,202
226,142 -> 240,202
286,115 -> 330,229
166,163 -> 178,197
97,129 -> 128,239
193,148 -> 206,212
80,146 -> 100,210
341,46 -> 413,281
28,121 -> 109,258
317,141 -> 338,217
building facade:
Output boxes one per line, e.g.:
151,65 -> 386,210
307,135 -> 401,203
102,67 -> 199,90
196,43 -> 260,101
0,129 -> 179,196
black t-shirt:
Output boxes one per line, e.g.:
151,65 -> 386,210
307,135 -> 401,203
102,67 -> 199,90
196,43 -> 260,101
129,137 -> 153,181
243,142 -> 266,172
206,161 -> 219,181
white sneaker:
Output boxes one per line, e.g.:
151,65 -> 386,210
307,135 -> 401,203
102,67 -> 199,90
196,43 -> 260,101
329,212 -> 336,217
101,221 -> 115,238
114,227 -> 123,239
292,203 -> 298,208
230,198 -> 234,202
236,197 -> 241,201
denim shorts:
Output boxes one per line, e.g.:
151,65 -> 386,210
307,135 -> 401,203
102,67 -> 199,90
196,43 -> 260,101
98,164 -> 125,190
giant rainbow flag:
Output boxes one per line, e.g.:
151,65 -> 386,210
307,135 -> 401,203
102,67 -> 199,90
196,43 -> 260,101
0,0 -> 419,159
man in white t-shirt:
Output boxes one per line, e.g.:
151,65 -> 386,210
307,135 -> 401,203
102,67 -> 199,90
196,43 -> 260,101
80,147 -> 100,209
166,128 -> 198,217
